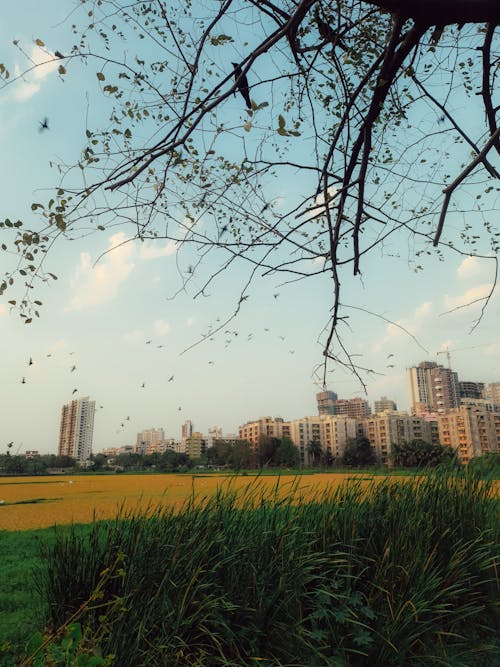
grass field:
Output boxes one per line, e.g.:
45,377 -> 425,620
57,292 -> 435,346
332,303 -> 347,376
0,472 -> 394,531
1,470 -> 499,665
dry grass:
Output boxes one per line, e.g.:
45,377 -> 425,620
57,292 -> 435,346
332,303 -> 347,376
0,473 -> 385,530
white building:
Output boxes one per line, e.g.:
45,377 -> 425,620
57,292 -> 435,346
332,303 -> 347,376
58,396 -> 95,463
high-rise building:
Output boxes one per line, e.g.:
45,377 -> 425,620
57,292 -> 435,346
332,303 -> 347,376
316,391 -> 370,418
459,381 -> 485,400
136,427 -> 165,454
331,397 -> 371,418
316,390 -> 338,415
359,412 -> 438,465
207,426 -> 223,448
407,361 -> 459,416
186,431 -> 206,459
484,382 -> 500,405
374,396 -> 397,413
238,417 -> 291,449
58,396 -> 95,463
437,405 -> 499,463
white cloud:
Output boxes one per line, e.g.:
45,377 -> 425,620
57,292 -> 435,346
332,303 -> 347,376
66,232 -> 135,311
372,301 -> 432,352
12,45 -> 59,101
123,329 -> 145,343
484,341 -> 500,356
0,304 -> 6,316
443,283 -> 492,311
139,240 -> 177,260
154,319 -> 170,336
456,256 -> 494,282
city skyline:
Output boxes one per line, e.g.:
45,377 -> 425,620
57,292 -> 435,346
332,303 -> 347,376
1,3 -> 499,455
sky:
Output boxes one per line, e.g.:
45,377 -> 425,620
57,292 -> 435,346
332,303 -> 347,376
0,1 -> 499,455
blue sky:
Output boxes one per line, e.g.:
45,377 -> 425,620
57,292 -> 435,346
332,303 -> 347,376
1,2 -> 498,455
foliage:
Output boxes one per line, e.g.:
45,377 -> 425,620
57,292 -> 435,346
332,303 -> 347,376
0,454 -> 76,475
341,436 -> 376,467
15,471 -> 499,666
1,1 -> 498,380
274,437 -> 301,467
468,452 -> 500,479
307,440 -> 323,466
392,439 -> 457,468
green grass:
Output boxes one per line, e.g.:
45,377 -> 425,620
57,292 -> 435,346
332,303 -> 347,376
2,469 -> 499,666
0,528 -> 55,664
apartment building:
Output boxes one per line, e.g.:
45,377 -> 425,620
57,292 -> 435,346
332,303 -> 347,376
437,404 -> 499,463
374,396 -> 397,413
136,428 -> 165,455
483,382 -> 500,405
238,417 -> 291,448
407,361 -> 460,415
58,396 -> 95,463
359,412 -> 438,465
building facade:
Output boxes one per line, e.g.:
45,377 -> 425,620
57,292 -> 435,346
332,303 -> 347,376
374,396 -> 397,413
407,361 -> 460,416
359,412 -> 438,465
316,391 -> 339,415
483,382 -> 500,405
58,396 -> 95,463
238,417 -> 291,449
437,404 -> 500,463
136,428 -> 165,455
459,381 -> 485,400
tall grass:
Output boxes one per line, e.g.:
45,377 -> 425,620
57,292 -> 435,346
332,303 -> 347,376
30,469 -> 499,665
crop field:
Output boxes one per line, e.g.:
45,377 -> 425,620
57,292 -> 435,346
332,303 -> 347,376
0,472 -> 385,530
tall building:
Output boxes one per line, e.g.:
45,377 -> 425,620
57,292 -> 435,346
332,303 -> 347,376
238,417 -> 291,449
374,396 -> 397,413
437,405 -> 499,463
331,397 -> 371,418
58,396 -> 95,463
407,361 -> 459,416
359,412 -> 438,465
316,390 -> 338,415
186,431 -> 206,459
316,391 -> 370,418
459,381 -> 485,400
136,427 -> 165,454
207,426 -> 223,448
484,382 -> 500,405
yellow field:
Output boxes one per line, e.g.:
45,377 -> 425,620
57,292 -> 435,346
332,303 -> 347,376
0,473 -> 379,531
1,473 -> 498,531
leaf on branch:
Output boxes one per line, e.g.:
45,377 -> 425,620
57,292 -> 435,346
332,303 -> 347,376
96,72 -> 105,81
35,38 -> 45,47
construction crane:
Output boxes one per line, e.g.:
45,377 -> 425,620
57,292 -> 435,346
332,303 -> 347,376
436,343 -> 493,369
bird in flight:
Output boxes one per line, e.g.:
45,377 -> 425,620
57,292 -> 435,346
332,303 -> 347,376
72,388 -> 78,394
70,365 -> 76,372
387,353 -> 394,358
38,118 -> 49,132
140,382 -> 145,388
168,375 -> 174,382
21,377 -> 26,384
28,357 -> 33,366
145,340 -> 151,345
232,62 -> 252,110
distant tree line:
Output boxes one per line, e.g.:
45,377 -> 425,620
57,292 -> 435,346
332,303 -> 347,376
0,438 -> 464,476
0,454 -> 77,475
